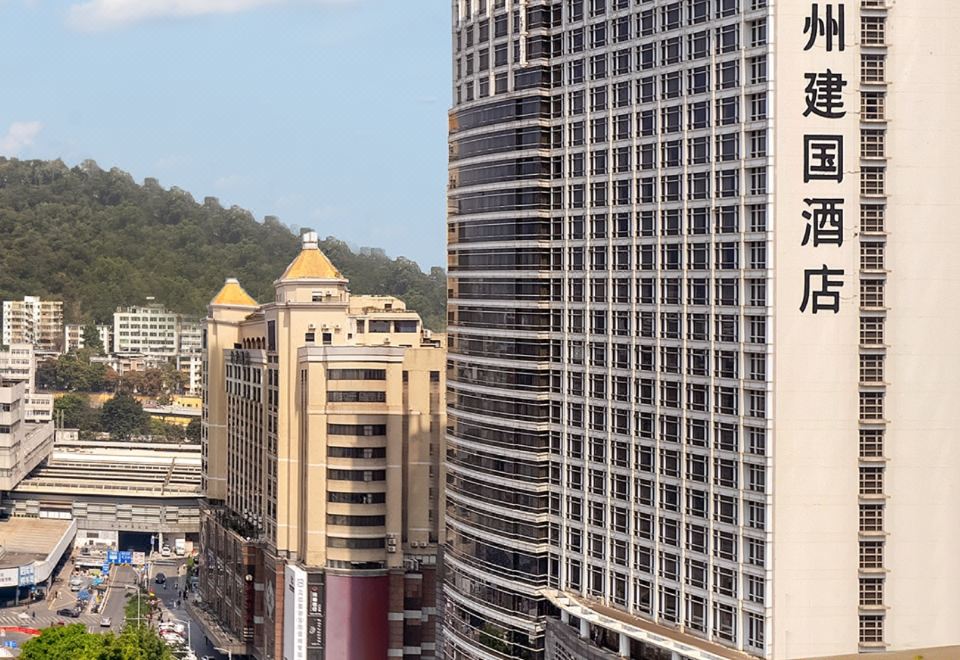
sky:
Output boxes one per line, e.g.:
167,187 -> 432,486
0,0 -> 451,270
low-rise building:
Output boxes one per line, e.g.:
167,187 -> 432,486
0,345 -> 52,424
4,435 -> 201,551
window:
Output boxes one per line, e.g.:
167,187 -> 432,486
860,316 -> 884,345
861,280 -> 885,309
859,354 -> 884,383
860,578 -> 884,606
862,54 -> 885,83
859,392 -> 884,421
860,504 -> 884,532
327,390 -> 387,403
861,92 -> 886,121
860,541 -> 884,569
862,167 -> 885,196
860,466 -> 884,496
860,615 -> 884,644
861,204 -> 885,233
862,16 -> 886,45
860,429 -> 884,458
861,129 -> 885,158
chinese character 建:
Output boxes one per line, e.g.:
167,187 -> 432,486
804,70 -> 847,118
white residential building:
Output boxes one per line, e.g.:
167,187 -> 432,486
1,297 -> 63,353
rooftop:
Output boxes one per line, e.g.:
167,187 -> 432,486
0,518 -> 73,569
211,278 -> 257,307
279,231 -> 343,280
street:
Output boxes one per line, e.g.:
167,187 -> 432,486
148,558 -> 220,659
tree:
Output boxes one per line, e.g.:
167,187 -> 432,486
0,158 -> 446,328
82,324 -> 103,354
185,418 -> 201,443
20,622 -> 173,660
100,393 -> 149,440
54,393 -> 98,431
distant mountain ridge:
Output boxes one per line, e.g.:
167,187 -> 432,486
0,158 -> 446,330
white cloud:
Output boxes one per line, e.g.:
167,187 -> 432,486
67,0 -> 351,31
0,121 -> 43,157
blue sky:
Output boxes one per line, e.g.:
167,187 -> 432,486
0,0 -> 451,270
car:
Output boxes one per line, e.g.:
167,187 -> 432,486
160,545 -> 171,557
99,616 -> 112,627
154,573 -> 166,584
57,607 -> 81,618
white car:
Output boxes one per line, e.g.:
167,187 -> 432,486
160,545 -> 172,557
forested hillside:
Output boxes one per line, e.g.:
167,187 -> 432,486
0,158 -> 446,330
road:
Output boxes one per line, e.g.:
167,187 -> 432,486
148,558 -> 222,659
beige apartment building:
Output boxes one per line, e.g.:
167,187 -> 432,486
195,232 -> 445,660
446,1 -> 960,659
1,297 -> 63,353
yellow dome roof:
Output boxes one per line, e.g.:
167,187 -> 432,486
211,278 -> 257,307
280,232 -> 344,280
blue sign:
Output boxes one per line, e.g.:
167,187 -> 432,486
118,551 -> 133,565
18,565 -> 34,588
106,550 -> 119,564
102,563 -> 110,574
4,641 -> 17,648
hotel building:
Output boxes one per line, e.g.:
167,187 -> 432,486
445,1 -> 960,659
195,233 -> 445,660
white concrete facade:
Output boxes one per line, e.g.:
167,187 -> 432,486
446,1 -> 960,659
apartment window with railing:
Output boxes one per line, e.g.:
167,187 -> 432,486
861,129 -> 885,158
860,392 -> 884,421
861,16 -> 885,45
860,541 -> 884,569
860,316 -> 884,345
861,204 -> 885,233
861,92 -> 885,120
859,354 -> 884,383
859,578 -> 884,606
860,280 -> 885,309
862,167 -> 885,195
859,466 -> 884,496
862,54 -> 885,83
860,243 -> 884,271
860,615 -> 884,644
860,429 -> 884,457
860,504 -> 884,532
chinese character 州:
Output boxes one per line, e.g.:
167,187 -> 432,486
804,70 -> 847,118
800,265 -> 845,313
802,198 -> 844,247
803,3 -> 845,52
804,135 -> 844,183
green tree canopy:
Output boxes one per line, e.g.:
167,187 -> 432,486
99,393 -> 149,440
82,324 -> 103,354
185,418 -> 201,443
54,393 -> 98,431
0,158 -> 445,330
20,623 -> 173,660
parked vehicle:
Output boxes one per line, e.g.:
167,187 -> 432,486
154,573 -> 166,585
160,545 -> 171,557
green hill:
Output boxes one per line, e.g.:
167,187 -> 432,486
0,158 -> 446,330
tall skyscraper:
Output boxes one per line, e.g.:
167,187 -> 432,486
196,233 -> 445,660
445,1 -> 960,659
